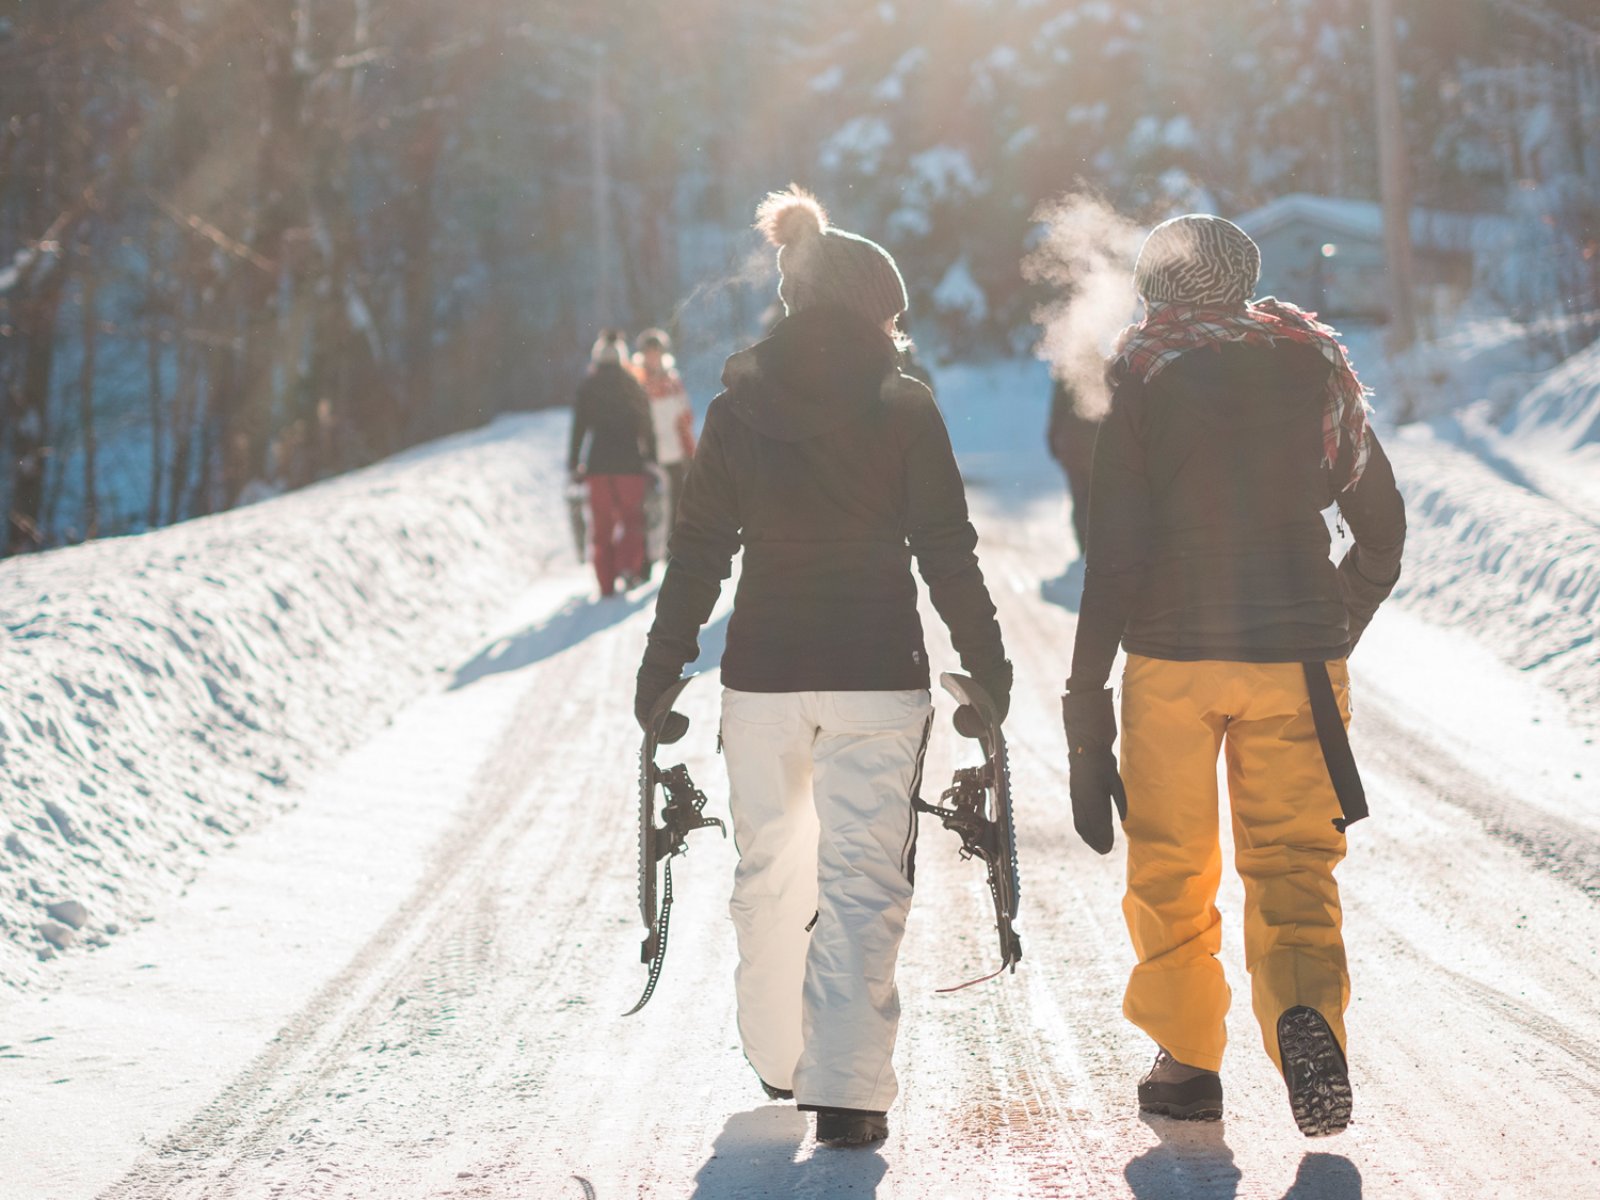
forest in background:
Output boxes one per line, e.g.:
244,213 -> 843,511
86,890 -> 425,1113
1,0 -> 1597,554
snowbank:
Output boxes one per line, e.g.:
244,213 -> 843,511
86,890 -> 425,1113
0,414 -> 571,988
1382,425 -> 1600,727
1336,326 -> 1600,726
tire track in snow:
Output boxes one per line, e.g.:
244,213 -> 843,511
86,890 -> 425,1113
1360,706 -> 1600,899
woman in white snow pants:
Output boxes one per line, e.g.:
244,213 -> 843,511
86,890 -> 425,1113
634,188 -> 1008,1147
721,688 -> 932,1112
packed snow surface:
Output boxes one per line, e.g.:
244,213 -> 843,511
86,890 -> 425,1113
2,335 -> 1599,1197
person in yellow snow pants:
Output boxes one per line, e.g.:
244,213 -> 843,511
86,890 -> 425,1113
1118,655 -> 1352,1077
1059,214 -> 1406,1137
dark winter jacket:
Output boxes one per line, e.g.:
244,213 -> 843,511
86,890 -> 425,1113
1047,380 -> 1102,480
1068,340 -> 1406,691
641,306 -> 1007,693
568,363 -> 656,477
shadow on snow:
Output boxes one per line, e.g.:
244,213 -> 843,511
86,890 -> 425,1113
449,590 -> 655,689
1125,1114 -> 1361,1200
689,1105 -> 887,1198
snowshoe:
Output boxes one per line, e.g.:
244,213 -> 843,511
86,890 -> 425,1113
624,676 -> 723,1016
565,480 -> 588,563
915,672 -> 1023,990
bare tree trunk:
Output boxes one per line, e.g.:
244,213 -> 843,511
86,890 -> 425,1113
227,0 -> 306,505
591,45 -> 614,333
168,331 -> 197,524
1371,0 -> 1420,364
399,111 -> 442,444
146,247 -> 167,529
78,250 -> 99,541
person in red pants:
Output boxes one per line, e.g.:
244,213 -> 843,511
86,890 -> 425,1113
569,329 -> 657,596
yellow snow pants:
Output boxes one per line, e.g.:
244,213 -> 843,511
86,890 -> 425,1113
1119,654 -> 1352,1076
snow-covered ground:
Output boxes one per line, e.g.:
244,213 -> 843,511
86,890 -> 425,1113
0,416 -> 572,988
2,333 -> 1599,1198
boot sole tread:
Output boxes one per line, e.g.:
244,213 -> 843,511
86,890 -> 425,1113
1279,1007 -> 1353,1137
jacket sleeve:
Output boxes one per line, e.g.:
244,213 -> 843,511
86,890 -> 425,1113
1046,380 -> 1067,463
567,382 -> 590,474
640,399 -> 741,676
631,375 -> 659,466
674,386 -> 698,458
904,390 -> 1007,677
1334,431 -> 1406,652
1067,378 -> 1149,692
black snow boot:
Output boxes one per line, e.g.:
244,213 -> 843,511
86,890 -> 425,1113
1277,1006 -> 1352,1137
810,1106 -> 888,1147
759,1078 -> 794,1102
1137,1049 -> 1224,1120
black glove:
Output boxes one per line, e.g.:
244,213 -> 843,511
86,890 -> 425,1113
635,663 -> 688,744
1061,687 -> 1127,854
953,659 -> 1013,739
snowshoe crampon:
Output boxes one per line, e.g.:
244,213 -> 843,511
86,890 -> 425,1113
565,480 -> 588,563
915,671 -> 1022,991
625,675 -> 724,1015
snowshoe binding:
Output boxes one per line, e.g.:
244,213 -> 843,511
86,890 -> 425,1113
915,672 -> 1023,991
624,676 -> 724,1015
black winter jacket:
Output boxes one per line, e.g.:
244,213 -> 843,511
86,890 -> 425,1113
641,307 -> 1007,693
1069,340 -> 1406,691
568,363 -> 656,476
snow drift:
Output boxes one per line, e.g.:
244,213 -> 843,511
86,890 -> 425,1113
0,414 -> 570,988
1383,427 -> 1600,724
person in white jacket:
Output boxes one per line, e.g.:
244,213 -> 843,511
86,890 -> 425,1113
634,329 -> 697,551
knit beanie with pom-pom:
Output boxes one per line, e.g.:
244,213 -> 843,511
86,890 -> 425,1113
755,186 -> 908,327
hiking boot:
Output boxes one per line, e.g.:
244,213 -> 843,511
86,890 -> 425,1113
811,1106 -> 888,1147
1277,1006 -> 1352,1137
1137,1049 -> 1224,1120
759,1078 -> 794,1102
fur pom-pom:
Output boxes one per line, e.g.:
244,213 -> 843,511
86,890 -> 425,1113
755,185 -> 828,247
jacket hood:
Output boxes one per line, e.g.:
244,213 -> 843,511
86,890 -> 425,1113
721,306 -> 899,442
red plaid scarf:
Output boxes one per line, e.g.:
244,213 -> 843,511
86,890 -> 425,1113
1110,298 -> 1371,487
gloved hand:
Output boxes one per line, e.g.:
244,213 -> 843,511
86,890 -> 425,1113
953,660 -> 1013,739
1061,687 -> 1127,854
635,663 -> 689,744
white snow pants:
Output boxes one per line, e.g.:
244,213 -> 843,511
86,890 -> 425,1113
720,687 -> 933,1113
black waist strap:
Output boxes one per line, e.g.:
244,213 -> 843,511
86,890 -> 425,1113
1302,661 -> 1368,833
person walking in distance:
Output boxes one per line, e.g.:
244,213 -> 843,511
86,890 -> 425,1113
1046,376 -> 1102,560
1061,215 -> 1405,1136
569,329 -> 657,597
634,328 -> 697,573
634,187 -> 1009,1148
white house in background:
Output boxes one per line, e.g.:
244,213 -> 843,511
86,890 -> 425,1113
1231,193 -> 1507,322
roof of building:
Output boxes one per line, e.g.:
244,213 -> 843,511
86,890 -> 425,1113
1231,193 -> 1510,256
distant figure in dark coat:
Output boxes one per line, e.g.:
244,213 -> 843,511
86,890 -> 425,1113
1047,378 -> 1102,558
569,330 -> 657,597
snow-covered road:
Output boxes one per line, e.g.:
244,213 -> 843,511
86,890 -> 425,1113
5,465 -> 1599,1199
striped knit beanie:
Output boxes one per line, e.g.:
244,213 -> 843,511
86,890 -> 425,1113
755,186 -> 908,326
1134,214 -> 1261,308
